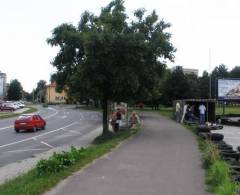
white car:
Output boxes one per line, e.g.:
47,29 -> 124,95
1,103 -> 18,110
15,102 -> 25,108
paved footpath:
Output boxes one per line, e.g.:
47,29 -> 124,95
45,112 -> 210,195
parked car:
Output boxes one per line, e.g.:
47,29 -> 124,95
0,103 -> 16,111
14,102 -> 25,108
14,114 -> 46,133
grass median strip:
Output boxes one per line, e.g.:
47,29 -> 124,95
0,126 -> 140,195
0,107 -> 38,120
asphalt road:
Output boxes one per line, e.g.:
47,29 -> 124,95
0,105 -> 102,167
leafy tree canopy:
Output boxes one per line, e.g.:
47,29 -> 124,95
161,67 -> 190,105
34,80 -> 47,103
229,66 -> 240,78
48,0 -> 175,134
7,79 -> 23,101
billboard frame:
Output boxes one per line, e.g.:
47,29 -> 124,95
217,78 -> 240,101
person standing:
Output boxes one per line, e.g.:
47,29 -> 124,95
115,108 -> 122,132
199,103 -> 206,125
175,102 -> 181,122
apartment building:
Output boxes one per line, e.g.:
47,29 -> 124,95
45,83 -> 68,104
0,71 -> 7,100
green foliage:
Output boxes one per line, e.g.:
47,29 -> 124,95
7,79 -> 23,101
207,160 -> 230,188
0,107 -> 37,119
47,0 -> 175,134
215,181 -> 239,195
36,147 -> 85,175
198,71 -> 210,99
34,80 -> 47,103
206,160 -> 239,194
229,66 -> 240,78
202,140 -> 220,169
22,90 -> 33,101
161,66 -> 190,105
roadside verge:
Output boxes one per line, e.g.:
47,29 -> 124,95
0,126 -> 140,195
0,107 -> 38,120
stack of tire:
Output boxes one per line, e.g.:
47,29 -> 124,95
198,126 -> 240,182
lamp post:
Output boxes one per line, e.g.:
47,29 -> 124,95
209,48 -> 212,99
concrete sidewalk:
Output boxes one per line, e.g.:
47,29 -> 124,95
45,113 -> 210,195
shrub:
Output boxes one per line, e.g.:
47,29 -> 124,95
36,147 -> 86,175
207,160 -> 230,188
202,140 -> 220,169
215,181 -> 239,195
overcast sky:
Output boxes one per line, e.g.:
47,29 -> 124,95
1,0 -> 240,92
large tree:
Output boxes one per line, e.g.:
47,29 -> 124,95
161,67 -> 190,105
7,79 -> 23,100
229,66 -> 240,78
198,71 -> 210,99
211,64 -> 228,98
34,80 -> 47,103
47,0 -> 175,135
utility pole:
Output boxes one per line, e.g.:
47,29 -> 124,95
209,48 -> 212,99
32,89 -> 35,103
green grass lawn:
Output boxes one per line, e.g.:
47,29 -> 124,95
0,107 -> 38,120
215,105 -> 240,115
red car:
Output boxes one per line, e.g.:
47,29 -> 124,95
14,114 -> 46,133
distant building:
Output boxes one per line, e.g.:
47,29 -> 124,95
172,66 -> 199,76
0,71 -> 7,100
182,68 -> 199,76
45,83 -> 68,104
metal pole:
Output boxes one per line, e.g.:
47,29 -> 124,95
209,48 -> 212,99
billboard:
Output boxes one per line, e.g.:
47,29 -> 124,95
218,79 -> 240,100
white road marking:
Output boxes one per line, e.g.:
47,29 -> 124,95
79,113 -> 83,120
40,141 -> 54,148
0,121 -> 79,149
62,129 -> 82,135
0,126 -> 13,131
4,148 -> 45,153
44,107 -> 59,119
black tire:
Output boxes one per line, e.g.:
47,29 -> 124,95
32,126 -> 37,132
217,144 -> 233,150
210,133 -> 224,141
197,127 -> 211,133
219,149 -> 236,153
42,125 -> 45,130
220,152 -> 240,161
231,165 -> 240,172
15,128 -> 19,133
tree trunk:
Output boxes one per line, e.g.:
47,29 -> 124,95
102,98 -> 110,136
